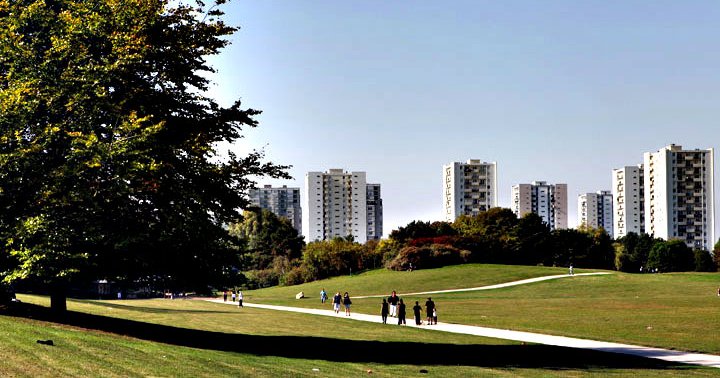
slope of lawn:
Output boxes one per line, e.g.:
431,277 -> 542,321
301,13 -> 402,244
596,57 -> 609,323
4,296 -> 717,377
243,265 -> 720,355
243,264 -> 583,306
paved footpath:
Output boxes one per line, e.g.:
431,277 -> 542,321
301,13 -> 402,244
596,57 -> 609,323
207,273 -> 720,369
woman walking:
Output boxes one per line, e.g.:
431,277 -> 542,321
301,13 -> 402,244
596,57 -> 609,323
381,298 -> 389,324
397,298 -> 406,325
343,292 -> 352,316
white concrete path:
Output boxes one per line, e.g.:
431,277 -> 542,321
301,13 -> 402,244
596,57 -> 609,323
207,273 -> 720,369
354,272 -> 611,298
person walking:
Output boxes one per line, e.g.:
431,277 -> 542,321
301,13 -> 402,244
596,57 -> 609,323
381,298 -> 389,324
343,292 -> 352,316
237,290 -> 243,307
332,292 -> 342,314
320,288 -> 328,304
223,291 -> 227,302
412,301 -> 423,325
397,298 -> 406,325
425,297 -> 435,325
569,264 -> 574,276
231,291 -> 236,302
432,307 -> 438,325
388,290 -> 399,317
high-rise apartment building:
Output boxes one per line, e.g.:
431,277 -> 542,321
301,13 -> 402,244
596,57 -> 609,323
511,181 -> 567,230
248,185 -> 302,233
366,184 -> 383,241
578,191 -> 613,237
612,165 -> 645,238
443,159 -> 498,221
643,144 -> 714,250
305,169 -> 382,243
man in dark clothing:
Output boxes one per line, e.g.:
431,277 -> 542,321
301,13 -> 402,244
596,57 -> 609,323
425,297 -> 435,325
412,301 -> 423,325
397,298 -> 406,325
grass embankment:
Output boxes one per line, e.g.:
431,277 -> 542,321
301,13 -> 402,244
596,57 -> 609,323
246,265 -> 720,355
4,264 -> 719,377
4,296 -> 715,377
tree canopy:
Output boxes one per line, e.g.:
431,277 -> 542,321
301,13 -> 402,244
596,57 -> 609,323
0,0 -> 288,311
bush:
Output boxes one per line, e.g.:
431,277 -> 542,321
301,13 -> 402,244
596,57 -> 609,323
647,240 -> 694,272
387,244 -> 469,271
283,265 -> 314,286
694,249 -> 716,272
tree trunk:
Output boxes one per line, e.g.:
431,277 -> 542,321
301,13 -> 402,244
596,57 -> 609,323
50,283 -> 67,314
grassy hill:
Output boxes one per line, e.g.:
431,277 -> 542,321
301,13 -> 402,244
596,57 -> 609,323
3,264 -> 719,377
244,264 -> 720,354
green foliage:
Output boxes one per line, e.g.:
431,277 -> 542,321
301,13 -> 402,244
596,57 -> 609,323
693,249 -> 716,272
0,0 -> 289,305
301,239 -> 366,280
647,240 -> 695,272
229,209 -> 305,271
386,244 -> 469,271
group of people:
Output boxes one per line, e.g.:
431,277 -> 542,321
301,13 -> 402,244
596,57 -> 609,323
222,290 -> 243,307
320,289 -> 353,316
382,291 -> 437,326
321,288 -> 438,326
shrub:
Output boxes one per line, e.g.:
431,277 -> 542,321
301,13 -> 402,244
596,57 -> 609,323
387,244 -> 469,271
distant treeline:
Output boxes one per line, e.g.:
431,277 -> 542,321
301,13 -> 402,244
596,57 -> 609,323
228,208 -> 718,289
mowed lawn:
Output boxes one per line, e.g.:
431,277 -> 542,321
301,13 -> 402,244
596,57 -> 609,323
245,265 -> 720,355
3,295 -> 717,377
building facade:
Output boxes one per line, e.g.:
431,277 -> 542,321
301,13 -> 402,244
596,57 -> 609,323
643,144 -> 714,250
578,191 -> 614,237
248,185 -> 302,233
305,169 -> 382,243
443,159 -> 498,221
366,183 -> 383,241
612,165 -> 645,238
511,181 -> 567,230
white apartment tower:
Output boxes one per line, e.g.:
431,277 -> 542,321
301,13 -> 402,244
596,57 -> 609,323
612,165 -> 645,238
306,169 -> 382,243
248,185 -> 302,233
511,181 -> 568,230
643,144 -> 714,250
366,183 -> 383,241
443,159 -> 498,221
578,191 -> 614,237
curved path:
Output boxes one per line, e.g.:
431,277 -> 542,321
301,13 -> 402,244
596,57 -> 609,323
354,272 -> 611,298
206,273 -> 720,369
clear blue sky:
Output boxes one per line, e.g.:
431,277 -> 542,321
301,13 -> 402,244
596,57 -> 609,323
205,1 -> 720,238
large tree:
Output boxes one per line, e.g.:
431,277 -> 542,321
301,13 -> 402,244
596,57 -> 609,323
0,0 -> 288,312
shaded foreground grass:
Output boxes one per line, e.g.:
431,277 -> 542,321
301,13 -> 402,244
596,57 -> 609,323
3,297 -> 716,377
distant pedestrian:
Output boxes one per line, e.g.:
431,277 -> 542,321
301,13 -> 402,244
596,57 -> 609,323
231,291 -> 236,302
388,290 -> 399,317
717,287 -> 720,297
343,292 -> 352,316
569,264 -> 574,276
117,291 -> 122,300
381,298 -> 389,324
413,301 -> 422,325
432,308 -> 438,324
397,298 -> 406,325
320,288 -> 328,304
237,290 -> 243,307
223,291 -> 227,302
333,292 -> 342,313
425,297 -> 435,325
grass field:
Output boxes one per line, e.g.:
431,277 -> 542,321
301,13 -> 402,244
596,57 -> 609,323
2,264 -> 719,377
244,264 -> 720,354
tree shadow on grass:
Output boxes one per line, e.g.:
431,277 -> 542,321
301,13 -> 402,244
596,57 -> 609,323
2,303 -> 698,371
